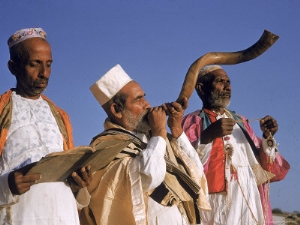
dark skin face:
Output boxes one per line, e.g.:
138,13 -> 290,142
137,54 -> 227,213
8,38 -> 52,99
109,81 -> 167,138
196,69 -> 231,114
197,68 -> 278,143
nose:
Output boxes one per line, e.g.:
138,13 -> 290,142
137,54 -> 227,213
144,99 -> 151,109
224,82 -> 231,91
39,63 -> 51,78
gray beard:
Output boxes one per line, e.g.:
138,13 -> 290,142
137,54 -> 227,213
124,109 -> 151,134
207,90 -> 230,108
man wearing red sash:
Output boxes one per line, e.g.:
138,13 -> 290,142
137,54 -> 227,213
182,65 -> 289,225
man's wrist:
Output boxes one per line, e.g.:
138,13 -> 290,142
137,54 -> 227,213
170,127 -> 183,139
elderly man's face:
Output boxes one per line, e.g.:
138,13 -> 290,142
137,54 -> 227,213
205,69 -> 231,108
121,81 -> 151,133
11,38 -> 52,99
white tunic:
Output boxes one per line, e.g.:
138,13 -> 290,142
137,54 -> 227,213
197,113 -> 265,225
129,132 -> 204,225
0,92 -> 80,225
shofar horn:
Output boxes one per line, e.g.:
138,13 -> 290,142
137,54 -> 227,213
176,30 -> 279,106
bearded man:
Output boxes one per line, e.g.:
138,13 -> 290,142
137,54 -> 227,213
80,64 -> 211,225
181,65 -> 290,225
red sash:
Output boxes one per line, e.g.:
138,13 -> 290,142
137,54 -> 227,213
203,109 -> 226,193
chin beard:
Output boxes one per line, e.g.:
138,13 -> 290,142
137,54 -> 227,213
18,77 -> 48,96
207,90 -> 231,108
135,120 -> 151,133
209,99 -> 230,108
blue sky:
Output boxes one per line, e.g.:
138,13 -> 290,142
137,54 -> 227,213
1,0 -> 299,213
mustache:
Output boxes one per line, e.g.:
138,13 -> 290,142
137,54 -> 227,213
221,91 -> 231,96
34,77 -> 48,84
217,91 -> 231,97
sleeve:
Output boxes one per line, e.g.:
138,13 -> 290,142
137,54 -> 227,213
176,132 -> 204,175
0,170 -> 20,207
182,111 -> 202,147
75,187 -> 91,210
129,136 -> 167,192
176,133 -> 211,211
182,112 -> 213,165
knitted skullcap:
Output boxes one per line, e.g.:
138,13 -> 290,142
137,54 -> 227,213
90,64 -> 133,106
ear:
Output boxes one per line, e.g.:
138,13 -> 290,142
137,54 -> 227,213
8,60 -> 18,76
195,83 -> 205,95
110,103 -> 123,119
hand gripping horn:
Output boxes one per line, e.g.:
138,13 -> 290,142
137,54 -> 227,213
176,30 -> 279,106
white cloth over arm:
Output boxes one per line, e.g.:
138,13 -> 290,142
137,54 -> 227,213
130,134 -> 167,192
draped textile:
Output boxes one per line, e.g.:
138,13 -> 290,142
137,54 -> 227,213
80,119 -> 210,225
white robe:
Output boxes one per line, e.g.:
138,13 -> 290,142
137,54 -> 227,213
197,113 -> 265,225
0,92 -> 84,225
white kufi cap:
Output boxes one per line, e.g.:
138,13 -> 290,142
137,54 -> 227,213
90,64 -> 133,106
198,65 -> 223,78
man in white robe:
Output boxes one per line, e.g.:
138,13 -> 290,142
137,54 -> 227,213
0,28 -> 92,225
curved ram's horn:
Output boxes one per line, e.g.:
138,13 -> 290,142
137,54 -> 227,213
176,30 -> 279,106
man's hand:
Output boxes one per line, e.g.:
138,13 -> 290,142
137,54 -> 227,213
260,115 -> 278,138
162,97 -> 188,139
8,162 -> 40,195
201,118 -> 235,144
147,106 -> 167,139
68,165 -> 92,194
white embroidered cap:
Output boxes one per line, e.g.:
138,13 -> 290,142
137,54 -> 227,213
90,64 -> 133,106
198,65 -> 223,78
8,28 -> 47,48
